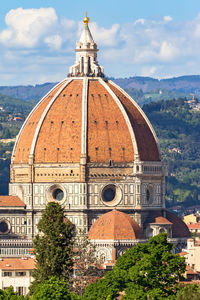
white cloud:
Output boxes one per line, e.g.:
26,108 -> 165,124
134,18 -> 145,25
45,35 -> 62,50
164,16 -> 173,22
141,66 -> 157,77
0,7 -> 58,48
159,41 -> 179,60
1,8 -> 200,84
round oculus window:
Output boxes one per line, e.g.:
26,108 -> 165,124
53,189 -> 64,201
103,187 -> 116,202
0,220 -> 9,234
101,184 -> 122,206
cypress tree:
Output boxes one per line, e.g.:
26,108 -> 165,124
30,202 -> 74,292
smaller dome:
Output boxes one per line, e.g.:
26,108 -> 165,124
88,209 -> 144,240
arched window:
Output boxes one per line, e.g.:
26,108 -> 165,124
146,189 -> 150,201
88,57 -> 91,73
146,185 -> 153,204
81,57 -> 84,73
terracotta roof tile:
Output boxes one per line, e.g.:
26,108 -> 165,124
179,251 -> 189,256
0,258 -> 35,270
13,81 -> 66,163
12,78 -> 160,165
186,265 -> 198,274
88,80 -> 134,162
34,80 -> 82,163
107,82 -> 160,161
0,196 -> 24,207
151,216 -> 172,225
187,223 -> 200,230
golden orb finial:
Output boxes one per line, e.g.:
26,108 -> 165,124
83,12 -> 90,26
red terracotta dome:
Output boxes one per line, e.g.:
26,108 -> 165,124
12,78 -> 160,164
88,209 -> 144,240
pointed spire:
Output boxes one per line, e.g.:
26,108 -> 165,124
79,14 -> 94,45
68,14 -> 104,77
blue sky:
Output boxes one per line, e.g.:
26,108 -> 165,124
1,0 -> 200,85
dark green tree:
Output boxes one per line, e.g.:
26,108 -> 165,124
2,128 -> 11,139
31,276 -> 81,300
83,233 -> 186,300
30,202 -> 74,293
0,286 -> 28,299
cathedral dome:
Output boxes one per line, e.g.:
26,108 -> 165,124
12,78 -> 160,165
11,16 -> 160,166
88,209 -> 144,240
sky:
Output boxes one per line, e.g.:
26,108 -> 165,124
1,0 -> 200,85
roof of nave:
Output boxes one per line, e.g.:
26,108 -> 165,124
88,209 -> 144,240
0,196 -> 24,207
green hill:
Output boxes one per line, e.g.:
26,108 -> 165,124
143,98 -> 200,207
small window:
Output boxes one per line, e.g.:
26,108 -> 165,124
109,159 -> 113,167
17,287 -> 24,296
15,272 -> 26,277
3,272 -> 12,277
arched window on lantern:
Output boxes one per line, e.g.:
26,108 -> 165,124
81,57 -> 84,73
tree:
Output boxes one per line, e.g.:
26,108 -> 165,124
2,128 -> 11,139
0,286 -> 28,300
83,233 -> 186,299
72,230 -> 104,296
31,276 -> 81,300
30,202 -> 74,293
174,283 -> 200,300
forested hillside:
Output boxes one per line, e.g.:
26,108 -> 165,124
143,98 -> 200,207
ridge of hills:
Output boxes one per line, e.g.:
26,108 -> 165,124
0,75 -> 200,104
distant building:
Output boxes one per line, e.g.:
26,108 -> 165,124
184,214 -> 200,224
187,223 -> 200,235
13,117 -> 23,122
0,257 -> 35,296
180,238 -> 200,281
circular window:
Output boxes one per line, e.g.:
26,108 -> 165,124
103,186 -> 116,202
0,220 -> 9,234
101,184 -> 122,206
53,189 -> 64,201
47,185 -> 66,203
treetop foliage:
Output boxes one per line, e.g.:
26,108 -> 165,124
30,202 -> 74,293
83,233 -> 186,300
